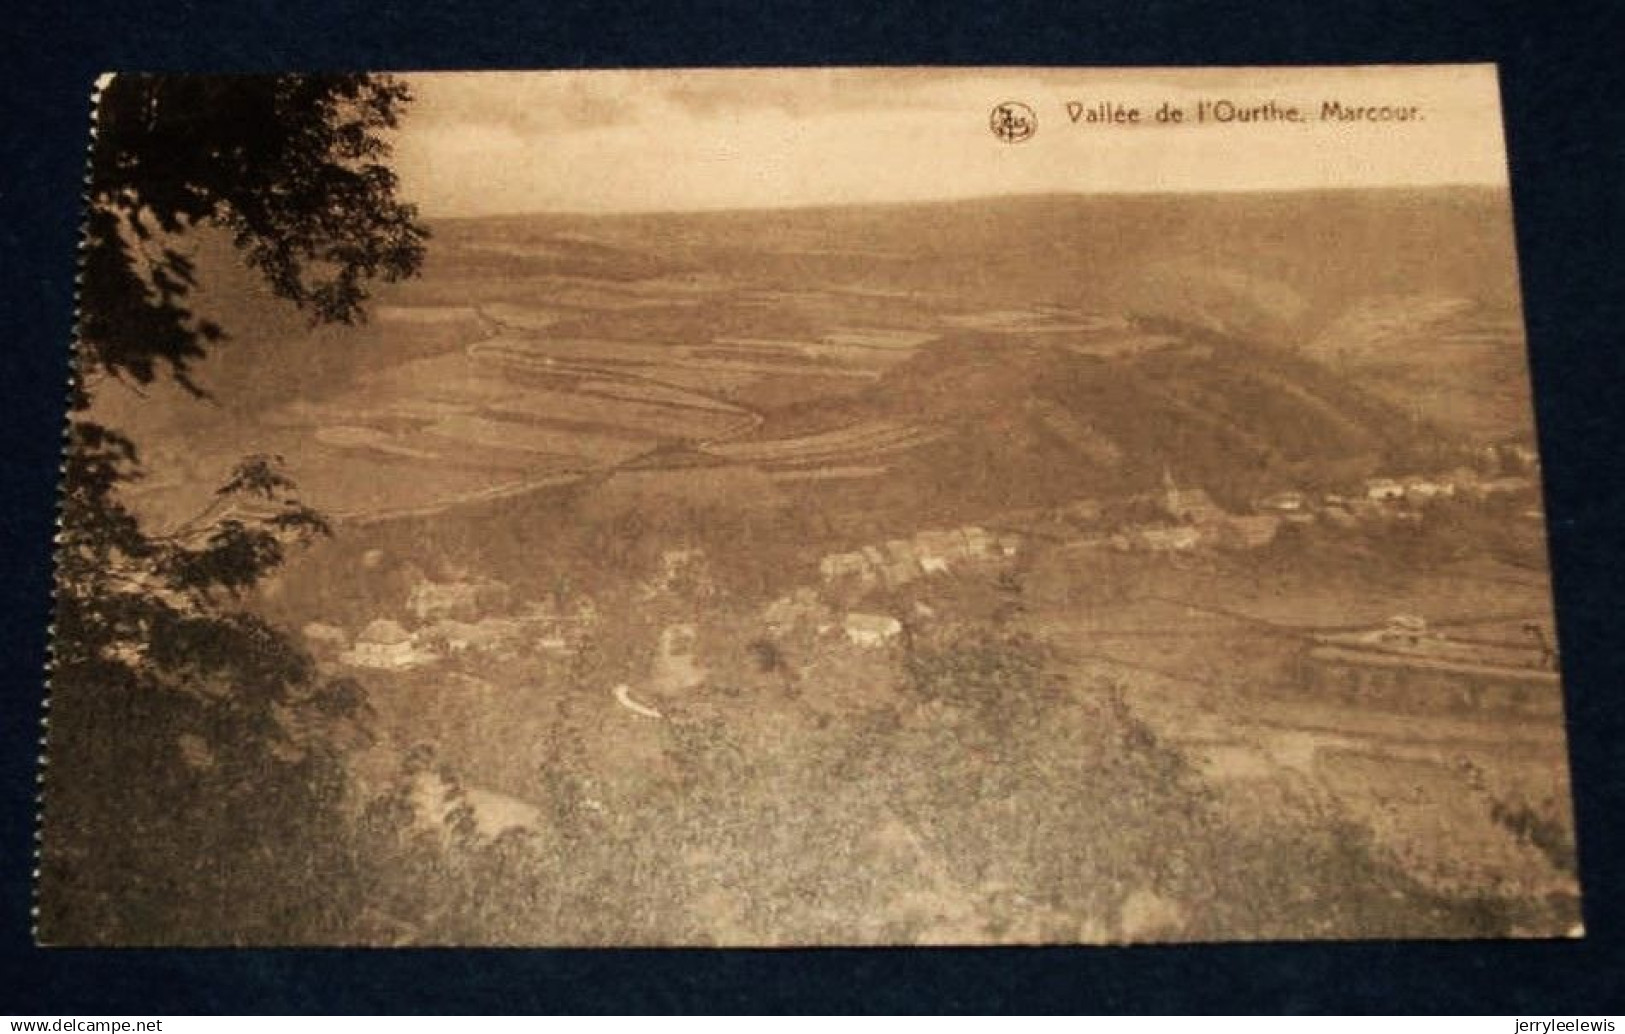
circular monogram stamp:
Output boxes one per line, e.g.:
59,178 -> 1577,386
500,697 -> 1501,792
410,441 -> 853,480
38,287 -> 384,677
989,101 -> 1037,143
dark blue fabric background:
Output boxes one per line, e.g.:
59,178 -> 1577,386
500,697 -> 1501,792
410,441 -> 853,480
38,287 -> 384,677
3,0 -> 1622,1013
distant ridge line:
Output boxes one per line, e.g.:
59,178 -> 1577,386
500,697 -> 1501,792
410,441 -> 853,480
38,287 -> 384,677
429,183 -> 1510,223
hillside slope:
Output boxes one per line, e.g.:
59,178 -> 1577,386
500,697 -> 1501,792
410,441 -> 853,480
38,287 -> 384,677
760,318 -> 1444,531
1304,295 -> 1534,439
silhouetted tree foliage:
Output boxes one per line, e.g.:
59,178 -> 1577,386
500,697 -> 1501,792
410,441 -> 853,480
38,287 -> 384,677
40,74 -> 426,944
78,74 -> 427,399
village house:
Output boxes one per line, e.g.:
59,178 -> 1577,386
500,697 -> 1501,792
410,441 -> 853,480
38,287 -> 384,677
1161,471 -> 1226,524
1257,489 -> 1308,514
418,616 -> 529,661
419,619 -> 480,656
407,576 -> 511,623
844,612 -> 903,648
820,524 -> 1016,591
1377,613 -> 1433,646
762,588 -> 831,634
655,623 -> 704,691
822,524 -> 1017,589
1505,443 -> 1540,472
343,618 -> 430,670
918,554 -> 951,575
1403,476 -> 1455,503
960,526 -> 997,558
533,630 -> 572,654
514,600 -> 591,654
1365,477 -> 1406,502
1475,476 -> 1535,497
1137,525 -> 1202,552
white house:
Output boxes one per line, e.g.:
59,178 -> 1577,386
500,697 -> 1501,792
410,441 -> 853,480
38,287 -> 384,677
420,619 -> 480,655
1480,476 -> 1535,496
919,555 -> 951,575
344,618 -> 429,670
1403,476 -> 1454,502
1138,526 -> 1202,552
654,623 -> 703,691
1257,490 -> 1307,513
407,577 -> 511,623
844,612 -> 902,648
1365,477 -> 1406,502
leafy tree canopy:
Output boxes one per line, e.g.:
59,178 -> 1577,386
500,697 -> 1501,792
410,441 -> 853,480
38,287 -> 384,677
42,74 -> 428,944
78,74 -> 427,399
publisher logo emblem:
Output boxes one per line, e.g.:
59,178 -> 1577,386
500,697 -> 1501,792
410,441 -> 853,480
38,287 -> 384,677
990,101 -> 1036,143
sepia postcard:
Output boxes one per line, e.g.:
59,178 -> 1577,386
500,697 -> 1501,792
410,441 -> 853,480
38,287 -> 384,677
37,66 -> 1581,946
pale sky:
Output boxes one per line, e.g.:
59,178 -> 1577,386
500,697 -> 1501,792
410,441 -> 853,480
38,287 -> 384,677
390,65 -> 1511,216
